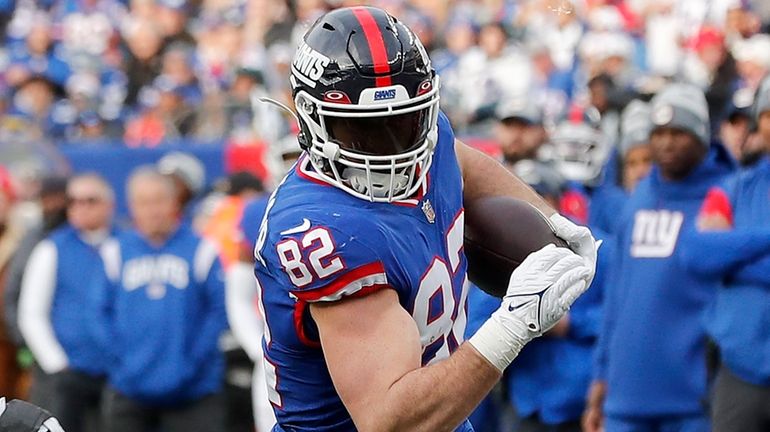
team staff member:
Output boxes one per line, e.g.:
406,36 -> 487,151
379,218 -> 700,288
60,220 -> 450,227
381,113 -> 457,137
92,168 -> 227,432
681,79 -> 770,432
19,174 -> 116,431
584,84 -> 734,432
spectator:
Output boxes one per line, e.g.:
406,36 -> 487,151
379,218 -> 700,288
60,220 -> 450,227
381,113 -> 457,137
518,0 -> 583,74
724,2 -> 762,46
120,18 -> 164,106
18,173 -> 116,431
526,40 -> 573,123
0,167 -> 24,400
430,18 -> 475,76
732,33 -> 770,94
8,75 -> 60,137
124,75 -> 198,146
6,11 -> 71,88
681,78 -> 770,432
450,22 -> 533,129
681,27 -> 740,127
156,151 -> 205,217
52,0 -> 125,60
494,97 -> 548,168
619,100 -> 653,192
200,173 -> 264,432
159,43 -> 201,105
584,83 -> 734,432
226,186 -> 275,432
155,0 -> 195,52
719,91 -> 754,164
93,167 -> 226,432
587,74 -> 635,150
194,6 -> 246,91
2,175 -> 68,411
202,171 -> 264,270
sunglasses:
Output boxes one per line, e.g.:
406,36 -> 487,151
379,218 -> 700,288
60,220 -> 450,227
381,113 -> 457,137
67,196 -> 103,207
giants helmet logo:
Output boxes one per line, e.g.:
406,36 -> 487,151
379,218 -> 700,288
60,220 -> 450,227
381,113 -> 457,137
374,89 -> 397,101
292,42 -> 331,88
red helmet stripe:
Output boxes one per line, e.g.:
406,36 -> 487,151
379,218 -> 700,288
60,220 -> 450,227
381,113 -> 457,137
351,7 -> 392,87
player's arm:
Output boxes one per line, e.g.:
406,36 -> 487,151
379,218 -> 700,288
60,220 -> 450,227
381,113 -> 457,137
455,139 -> 554,215
455,139 -> 599,280
311,245 -> 590,432
312,289 -> 497,432
681,186 -> 770,280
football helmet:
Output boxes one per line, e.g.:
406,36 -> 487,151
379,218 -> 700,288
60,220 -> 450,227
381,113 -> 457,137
289,6 -> 440,202
0,398 -> 65,432
547,108 -> 610,185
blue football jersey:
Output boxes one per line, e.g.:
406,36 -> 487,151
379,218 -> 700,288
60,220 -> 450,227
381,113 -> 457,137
254,112 -> 474,431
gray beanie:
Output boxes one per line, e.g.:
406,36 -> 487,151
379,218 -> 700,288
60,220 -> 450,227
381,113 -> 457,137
650,83 -> 710,146
620,100 -> 652,155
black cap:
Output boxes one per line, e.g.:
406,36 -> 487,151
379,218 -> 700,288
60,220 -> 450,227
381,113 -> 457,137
226,171 -> 264,195
39,175 -> 68,197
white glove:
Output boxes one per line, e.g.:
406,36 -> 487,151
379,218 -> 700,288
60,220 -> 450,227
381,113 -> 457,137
468,244 -> 591,371
549,213 -> 599,285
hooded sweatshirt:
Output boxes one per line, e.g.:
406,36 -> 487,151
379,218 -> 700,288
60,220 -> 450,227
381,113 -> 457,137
596,145 -> 733,417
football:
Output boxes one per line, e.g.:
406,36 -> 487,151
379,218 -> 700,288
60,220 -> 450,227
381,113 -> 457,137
464,196 -> 569,298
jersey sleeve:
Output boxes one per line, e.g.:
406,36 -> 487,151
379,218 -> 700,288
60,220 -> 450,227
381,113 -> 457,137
264,216 -> 390,303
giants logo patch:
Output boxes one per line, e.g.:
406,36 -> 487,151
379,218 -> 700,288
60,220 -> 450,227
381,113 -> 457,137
291,42 -> 330,88
374,89 -> 397,101
630,210 -> 684,258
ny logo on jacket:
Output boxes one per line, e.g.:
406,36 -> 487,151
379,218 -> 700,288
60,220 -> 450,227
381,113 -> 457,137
630,210 -> 684,258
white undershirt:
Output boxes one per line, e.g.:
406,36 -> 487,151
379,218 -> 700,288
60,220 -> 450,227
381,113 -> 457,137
225,261 -> 276,430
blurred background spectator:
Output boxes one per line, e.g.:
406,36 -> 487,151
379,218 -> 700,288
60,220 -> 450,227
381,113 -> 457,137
0,167 -> 24,401
93,167 -> 226,432
18,174 -> 115,432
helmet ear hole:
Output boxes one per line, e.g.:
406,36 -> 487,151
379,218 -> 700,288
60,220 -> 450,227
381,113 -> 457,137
297,132 -> 310,149
297,118 -> 313,150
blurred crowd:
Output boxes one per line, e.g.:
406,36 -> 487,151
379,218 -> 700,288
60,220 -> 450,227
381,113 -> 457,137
0,0 -> 768,150
1,0 -> 770,432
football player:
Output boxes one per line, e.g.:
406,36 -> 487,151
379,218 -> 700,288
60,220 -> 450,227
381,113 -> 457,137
547,108 -> 627,235
254,7 -> 596,431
